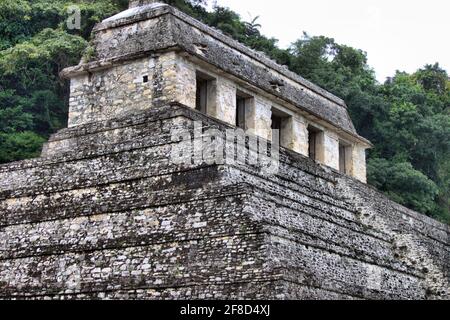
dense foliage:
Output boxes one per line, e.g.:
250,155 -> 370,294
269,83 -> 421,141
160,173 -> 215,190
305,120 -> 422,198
0,0 -> 448,223
0,0 -> 127,161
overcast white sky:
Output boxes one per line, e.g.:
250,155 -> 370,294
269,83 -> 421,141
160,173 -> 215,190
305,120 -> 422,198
209,0 -> 450,82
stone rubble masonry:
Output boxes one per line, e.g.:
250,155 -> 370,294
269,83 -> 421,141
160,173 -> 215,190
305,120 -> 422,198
0,104 -> 448,300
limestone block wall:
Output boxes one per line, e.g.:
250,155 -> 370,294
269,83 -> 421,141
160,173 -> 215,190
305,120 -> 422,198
316,130 -> 340,171
67,52 -> 198,127
68,57 -> 155,127
0,104 -> 448,300
66,48 -> 369,182
173,55 -> 197,109
280,115 -> 308,157
214,77 -> 237,126
153,52 -> 198,109
351,145 -> 367,183
245,97 -> 272,141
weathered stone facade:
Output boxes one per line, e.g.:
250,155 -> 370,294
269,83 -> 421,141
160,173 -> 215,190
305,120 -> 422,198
0,1 -> 448,300
61,0 -> 372,182
68,57 -> 155,127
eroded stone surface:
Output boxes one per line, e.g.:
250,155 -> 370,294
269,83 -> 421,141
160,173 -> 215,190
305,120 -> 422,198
0,105 -> 448,300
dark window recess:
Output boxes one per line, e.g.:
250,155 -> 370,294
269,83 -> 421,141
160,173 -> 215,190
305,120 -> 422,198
236,96 -> 246,129
143,75 -> 149,83
309,132 -> 316,160
308,126 -> 320,161
196,77 -> 208,113
339,145 -> 346,173
271,114 -> 282,145
339,143 -> 350,174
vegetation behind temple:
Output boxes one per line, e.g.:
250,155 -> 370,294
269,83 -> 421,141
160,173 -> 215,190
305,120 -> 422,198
0,0 -> 449,223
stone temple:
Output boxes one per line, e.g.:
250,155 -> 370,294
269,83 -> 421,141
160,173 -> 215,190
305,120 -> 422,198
0,0 -> 448,299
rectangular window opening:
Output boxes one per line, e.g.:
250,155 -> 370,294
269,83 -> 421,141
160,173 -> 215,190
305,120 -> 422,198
236,96 -> 246,129
339,141 -> 352,174
195,71 -> 215,114
236,91 -> 252,130
271,108 -> 290,147
271,114 -> 282,146
308,126 -> 321,161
